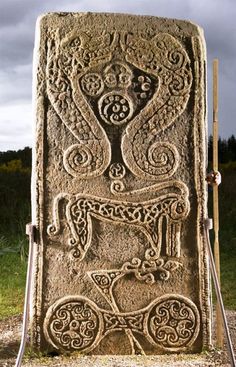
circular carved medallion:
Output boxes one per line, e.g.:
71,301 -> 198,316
44,296 -> 103,353
98,92 -> 133,125
80,73 -> 104,96
145,295 -> 200,351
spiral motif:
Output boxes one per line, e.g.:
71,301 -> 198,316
44,296 -> 102,353
80,73 -> 104,96
47,224 -> 58,236
146,295 -> 200,351
168,50 -> 185,69
98,92 -> 133,125
169,69 -> 192,96
109,162 -> 126,179
144,142 -> 179,178
110,180 -> 125,195
63,144 -> 93,177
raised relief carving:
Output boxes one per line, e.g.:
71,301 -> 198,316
44,296 -> 102,353
44,294 -> 200,354
109,162 -> 126,194
46,30 -> 191,181
47,181 -> 190,261
146,296 -> 200,351
38,15 -> 208,356
46,32 -> 112,178
121,33 -> 193,180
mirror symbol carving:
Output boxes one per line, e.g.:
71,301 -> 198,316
44,294 -> 200,354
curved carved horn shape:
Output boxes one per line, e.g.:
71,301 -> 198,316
121,33 -> 193,180
46,33 -> 111,178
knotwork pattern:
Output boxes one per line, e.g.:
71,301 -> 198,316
47,181 -> 189,261
146,296 -> 200,351
44,294 -> 200,353
44,296 -> 102,352
46,30 -> 192,180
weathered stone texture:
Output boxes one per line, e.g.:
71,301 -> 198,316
31,12 -> 210,355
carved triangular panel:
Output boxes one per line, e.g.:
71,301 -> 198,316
31,13 -> 210,355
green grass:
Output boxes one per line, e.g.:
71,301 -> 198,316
209,167 -> 236,310
221,251 -> 236,309
0,235 -> 27,319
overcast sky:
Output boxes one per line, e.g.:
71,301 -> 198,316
0,0 -> 235,151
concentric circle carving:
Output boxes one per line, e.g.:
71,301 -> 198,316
145,295 -> 200,351
44,296 -> 103,353
98,92 -> 133,125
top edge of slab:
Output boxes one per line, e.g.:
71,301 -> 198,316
36,11 -> 204,37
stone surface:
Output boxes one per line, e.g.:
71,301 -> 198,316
31,12 -> 210,356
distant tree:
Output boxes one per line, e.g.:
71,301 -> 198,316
208,136 -> 236,164
218,138 -> 229,163
208,135 -> 213,162
0,159 -> 30,174
227,135 -> 236,162
0,148 -> 32,235
0,147 -> 32,168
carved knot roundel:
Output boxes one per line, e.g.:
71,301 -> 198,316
44,296 -> 102,353
146,295 -> 200,351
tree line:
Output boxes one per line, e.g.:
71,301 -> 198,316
208,135 -> 236,163
1,135 -> 236,169
0,139 -> 235,252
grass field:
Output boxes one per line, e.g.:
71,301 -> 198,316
0,166 -> 235,320
0,235 -> 27,319
209,166 -> 236,309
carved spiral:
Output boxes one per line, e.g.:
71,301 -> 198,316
169,69 -> 192,96
94,274 -> 111,288
168,50 -> 185,69
44,297 -> 102,353
146,295 -> 200,351
47,224 -> 58,236
144,142 -> 179,178
110,180 -> 125,195
63,144 -> 94,177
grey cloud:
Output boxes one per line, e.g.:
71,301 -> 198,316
0,64 -> 32,105
0,0 -> 38,27
0,0 -> 236,151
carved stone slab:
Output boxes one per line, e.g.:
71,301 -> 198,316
31,12 -> 211,355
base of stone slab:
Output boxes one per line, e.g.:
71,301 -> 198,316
22,352 -> 226,367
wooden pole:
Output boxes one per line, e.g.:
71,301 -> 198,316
213,58 -> 223,348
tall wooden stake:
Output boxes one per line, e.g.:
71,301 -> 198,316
213,58 -> 223,348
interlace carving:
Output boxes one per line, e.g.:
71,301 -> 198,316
47,181 -> 189,261
46,30 -> 192,180
41,23 -> 205,356
46,32 -> 111,178
147,296 -> 200,351
44,294 -> 200,353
